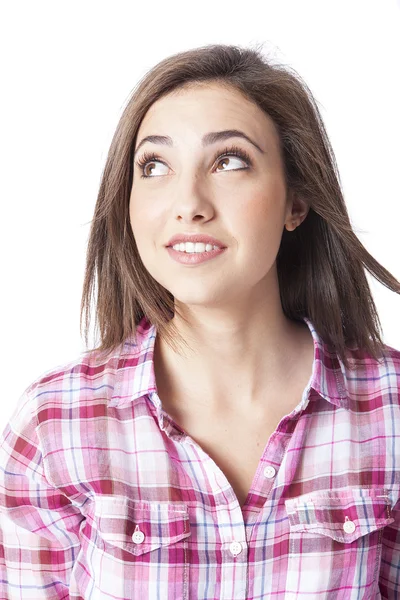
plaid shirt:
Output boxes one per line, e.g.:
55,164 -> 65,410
1,316 -> 399,599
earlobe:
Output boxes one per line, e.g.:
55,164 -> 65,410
284,221 -> 297,232
284,191 -> 309,231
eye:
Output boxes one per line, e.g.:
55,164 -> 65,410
134,144 -> 253,179
135,152 -> 169,178
215,155 -> 247,172
213,144 -> 252,173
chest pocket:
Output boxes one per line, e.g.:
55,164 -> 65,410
83,495 -> 191,600
283,487 -> 394,599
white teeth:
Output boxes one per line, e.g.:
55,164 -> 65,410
172,242 -> 220,253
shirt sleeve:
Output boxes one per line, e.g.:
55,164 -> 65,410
0,388 -> 85,599
379,495 -> 400,597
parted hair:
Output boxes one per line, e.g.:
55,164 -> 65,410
80,42 -> 400,369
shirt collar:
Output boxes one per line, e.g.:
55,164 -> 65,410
108,316 -> 349,411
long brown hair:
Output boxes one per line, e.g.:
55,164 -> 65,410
80,42 -> 400,369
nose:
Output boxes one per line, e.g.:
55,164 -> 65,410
171,172 -> 215,224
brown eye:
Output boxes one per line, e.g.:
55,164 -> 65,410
215,155 -> 247,172
143,162 -> 156,177
138,158 -> 169,178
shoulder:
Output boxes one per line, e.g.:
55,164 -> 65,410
20,344 -> 140,424
8,346 -> 119,430
9,319 -> 156,435
341,342 -> 400,412
382,342 -> 400,363
29,347 -> 121,396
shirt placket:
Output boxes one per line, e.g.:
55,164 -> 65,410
198,453 -> 250,600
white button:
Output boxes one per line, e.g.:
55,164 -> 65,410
263,466 -> 276,479
132,529 -> 145,544
343,520 -> 356,534
229,541 -> 242,557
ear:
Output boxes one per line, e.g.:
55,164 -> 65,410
284,189 -> 310,232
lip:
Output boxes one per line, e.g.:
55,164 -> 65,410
166,233 -> 226,249
166,245 -> 226,265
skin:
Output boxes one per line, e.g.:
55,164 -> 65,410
129,81 -> 313,433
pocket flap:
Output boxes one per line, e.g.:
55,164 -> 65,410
284,487 -> 394,543
92,495 -> 191,556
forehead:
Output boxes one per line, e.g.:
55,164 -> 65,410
137,82 -> 280,145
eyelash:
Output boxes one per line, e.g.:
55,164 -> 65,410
134,144 -> 253,179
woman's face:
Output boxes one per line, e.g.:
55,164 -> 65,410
129,82 -> 299,309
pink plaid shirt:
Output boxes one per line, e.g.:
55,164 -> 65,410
1,316 -> 399,599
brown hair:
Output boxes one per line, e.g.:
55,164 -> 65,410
80,42 -> 400,369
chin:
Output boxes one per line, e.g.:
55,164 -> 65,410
166,284 -> 227,308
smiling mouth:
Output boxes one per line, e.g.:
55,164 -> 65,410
166,245 -> 226,265
169,242 -> 223,253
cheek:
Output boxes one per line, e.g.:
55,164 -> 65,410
233,190 -> 285,247
129,188 -> 167,228
129,197 -> 156,245
129,199 -> 168,280
129,207 -> 151,267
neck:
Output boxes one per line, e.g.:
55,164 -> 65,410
154,297 -> 314,412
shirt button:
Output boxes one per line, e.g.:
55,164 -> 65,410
263,465 -> 276,479
343,519 -> 356,534
229,541 -> 242,557
132,529 -> 145,544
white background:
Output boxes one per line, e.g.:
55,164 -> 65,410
1,0 -> 399,430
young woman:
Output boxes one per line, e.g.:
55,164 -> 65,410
1,43 -> 399,599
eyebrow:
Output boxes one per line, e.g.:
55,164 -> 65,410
133,129 -> 265,158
